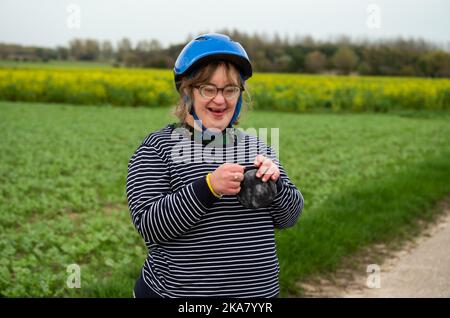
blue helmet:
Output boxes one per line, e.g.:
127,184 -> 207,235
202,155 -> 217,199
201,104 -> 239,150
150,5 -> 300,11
174,33 -> 252,90
174,33 -> 253,130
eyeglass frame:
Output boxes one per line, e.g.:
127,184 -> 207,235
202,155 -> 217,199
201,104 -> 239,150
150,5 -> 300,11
193,83 -> 244,100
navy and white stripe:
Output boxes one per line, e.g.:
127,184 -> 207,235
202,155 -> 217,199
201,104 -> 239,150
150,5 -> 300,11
126,123 -> 304,298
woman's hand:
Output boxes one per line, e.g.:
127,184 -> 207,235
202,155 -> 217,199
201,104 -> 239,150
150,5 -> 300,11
210,163 -> 245,196
254,155 -> 280,182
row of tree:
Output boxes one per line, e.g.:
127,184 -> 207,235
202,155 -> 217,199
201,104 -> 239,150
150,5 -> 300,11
1,29 -> 449,77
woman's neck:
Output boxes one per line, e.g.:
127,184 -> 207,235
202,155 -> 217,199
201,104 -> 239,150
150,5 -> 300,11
178,115 -> 237,147
184,114 -> 226,133
185,114 -> 199,131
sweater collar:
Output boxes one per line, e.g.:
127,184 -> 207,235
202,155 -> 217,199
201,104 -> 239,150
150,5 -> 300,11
170,122 -> 238,147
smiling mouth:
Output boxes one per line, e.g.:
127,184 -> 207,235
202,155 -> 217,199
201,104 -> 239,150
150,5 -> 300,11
207,107 -> 226,115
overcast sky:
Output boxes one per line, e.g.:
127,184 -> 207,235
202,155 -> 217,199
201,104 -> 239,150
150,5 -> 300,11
1,0 -> 449,48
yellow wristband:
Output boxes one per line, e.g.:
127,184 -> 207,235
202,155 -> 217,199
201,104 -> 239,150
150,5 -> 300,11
206,173 -> 222,198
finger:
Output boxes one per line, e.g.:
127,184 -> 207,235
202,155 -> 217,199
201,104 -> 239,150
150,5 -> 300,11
270,170 -> 280,181
256,159 -> 272,178
228,164 -> 245,173
229,172 -> 244,181
261,167 -> 273,182
253,155 -> 266,167
227,179 -> 241,188
223,162 -> 243,169
260,165 -> 275,182
229,182 -> 241,189
262,165 -> 278,182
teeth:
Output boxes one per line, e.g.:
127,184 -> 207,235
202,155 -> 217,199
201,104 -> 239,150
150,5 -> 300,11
209,108 -> 225,112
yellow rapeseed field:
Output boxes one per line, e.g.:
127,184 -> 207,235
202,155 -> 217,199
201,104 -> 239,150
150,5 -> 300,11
0,67 -> 449,111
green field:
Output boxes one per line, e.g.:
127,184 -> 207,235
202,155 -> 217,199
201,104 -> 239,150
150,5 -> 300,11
1,100 -> 449,297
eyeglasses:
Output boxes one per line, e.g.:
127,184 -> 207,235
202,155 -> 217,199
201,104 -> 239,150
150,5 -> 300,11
194,84 -> 243,100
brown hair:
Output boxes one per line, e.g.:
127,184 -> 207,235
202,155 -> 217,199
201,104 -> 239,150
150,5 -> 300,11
172,60 -> 251,126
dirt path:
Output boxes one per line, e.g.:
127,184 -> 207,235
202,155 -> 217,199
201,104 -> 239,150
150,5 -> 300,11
298,200 -> 450,298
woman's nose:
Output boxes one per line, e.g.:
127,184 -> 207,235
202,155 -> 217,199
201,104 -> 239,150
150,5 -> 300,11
212,90 -> 226,104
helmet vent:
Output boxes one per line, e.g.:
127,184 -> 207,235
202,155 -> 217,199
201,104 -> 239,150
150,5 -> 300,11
195,36 -> 208,41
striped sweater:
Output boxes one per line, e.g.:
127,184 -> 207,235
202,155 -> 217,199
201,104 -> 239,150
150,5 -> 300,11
126,123 -> 304,298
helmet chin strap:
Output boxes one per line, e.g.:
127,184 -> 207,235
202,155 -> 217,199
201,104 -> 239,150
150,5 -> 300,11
228,94 -> 242,128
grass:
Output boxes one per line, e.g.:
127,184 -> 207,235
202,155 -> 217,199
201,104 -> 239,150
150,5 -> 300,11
0,100 -> 449,297
277,151 -> 450,295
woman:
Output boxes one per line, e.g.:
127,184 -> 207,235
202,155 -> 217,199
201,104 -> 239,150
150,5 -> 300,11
126,33 -> 304,298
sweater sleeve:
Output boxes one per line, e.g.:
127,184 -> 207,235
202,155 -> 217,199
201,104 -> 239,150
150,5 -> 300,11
266,147 -> 304,229
126,143 -> 220,244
